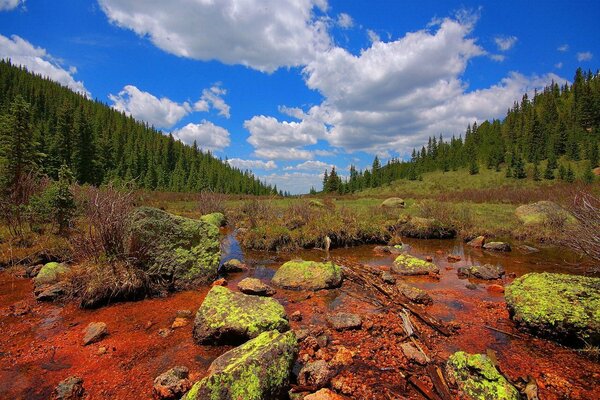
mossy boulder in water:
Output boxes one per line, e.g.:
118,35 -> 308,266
515,201 -> 569,225
127,207 -> 220,283
397,216 -> 456,239
505,272 -> 600,346
446,351 -> 519,400
184,330 -> 298,400
272,260 -> 342,290
392,254 -> 439,276
33,262 -> 69,286
200,212 -> 226,227
193,286 -> 289,345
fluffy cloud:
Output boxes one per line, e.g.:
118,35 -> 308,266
194,84 -> 230,118
227,158 -> 277,170
259,172 -> 323,194
367,29 -> 380,43
284,160 -> 334,171
557,44 -> 569,52
494,35 -> 517,51
109,85 -> 191,129
577,51 -> 593,61
0,0 -> 23,11
99,0 -> 331,73
0,34 -> 88,95
172,121 -> 230,151
337,13 -> 354,29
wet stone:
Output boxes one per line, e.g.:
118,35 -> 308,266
467,236 -> 486,248
237,277 -> 276,296
466,283 -> 478,290
52,376 -> 84,400
397,282 -> 433,305
458,264 -> 505,280
153,366 -> 192,400
483,242 -> 511,252
381,271 -> 396,284
35,282 -> 68,302
82,322 -> 108,346
326,313 -> 362,331
220,258 -> 248,273
392,254 -> 439,276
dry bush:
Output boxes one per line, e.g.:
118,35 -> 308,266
0,170 -> 45,237
416,199 -> 453,223
542,208 -> 568,231
563,191 -> 600,268
196,190 -> 226,215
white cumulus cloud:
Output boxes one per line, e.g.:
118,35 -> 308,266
227,158 -> 278,170
494,35 -> 517,51
0,34 -> 88,95
172,121 -> 230,151
284,160 -> 334,171
259,172 -> 324,194
98,0 -> 331,73
0,0 -> 23,11
337,13 -> 354,29
194,84 -> 231,118
577,51 -> 593,61
557,44 -> 569,52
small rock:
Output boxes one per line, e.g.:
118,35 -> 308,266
458,264 -> 505,280
517,244 -> 539,253
152,366 -> 192,400
221,258 -> 248,273
35,282 -> 68,302
175,309 -> 193,319
397,283 -> 433,305
25,264 -> 43,278
295,329 -> 310,341
82,322 -> 108,346
381,271 -> 396,284
211,278 -> 228,287
483,242 -> 512,252
467,236 -> 486,248
10,300 -> 31,316
158,328 -> 172,337
298,360 -> 335,389
52,376 -> 84,400
290,310 -> 303,321
97,347 -> 107,355
487,284 -> 505,293
447,254 -> 461,262
425,256 -> 433,262
331,347 -> 354,367
237,277 -> 276,296
326,313 -> 362,331
171,318 -> 189,329
316,334 -> 329,349
304,388 -> 348,399
400,342 -> 428,365
466,283 -> 477,290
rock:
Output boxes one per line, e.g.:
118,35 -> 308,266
193,285 -> 289,345
400,342 -> 428,365
457,264 -> 505,280
9,300 -> 31,316
483,242 -> 511,252
126,207 -> 221,283
200,212 -> 226,228
97,347 -> 107,355
397,216 -> 456,239
158,328 -> 172,338
25,264 -> 43,278
396,283 -> 433,305
221,258 -> 248,273
326,313 -> 362,331
425,255 -> 433,262
82,322 -> 108,346
298,360 -> 335,389
304,388 -> 348,400
295,329 -> 310,341
176,309 -> 193,319
447,254 -> 461,262
237,278 -> 276,296
373,245 -> 406,255
516,244 -> 539,253
171,318 -> 189,329
211,278 -> 228,286
515,201 -> 569,226
593,166 -> 600,176
505,272 -> 600,346
331,346 -> 354,367
33,262 -> 69,286
184,330 -> 298,400
466,283 -> 477,290
392,254 -> 439,276
290,311 -> 303,321
446,351 -> 519,400
272,260 -> 342,291
35,282 -> 68,302
487,284 -> 505,293
52,376 -> 84,400
381,271 -> 396,284
467,236 -> 486,248
153,366 -> 192,400
381,197 -> 405,208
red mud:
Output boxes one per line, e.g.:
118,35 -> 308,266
1,236 -> 599,399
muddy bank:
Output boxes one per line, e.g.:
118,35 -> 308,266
1,235 -> 599,399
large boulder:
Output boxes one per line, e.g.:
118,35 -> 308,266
505,272 -> 600,346
272,260 -> 342,291
515,201 -> 569,225
127,207 -> 221,283
192,286 -> 289,345
392,254 -> 439,276
33,262 -> 69,286
457,264 -> 505,280
200,212 -> 226,228
446,352 -> 519,400
381,197 -> 405,208
184,330 -> 298,400
397,216 -> 456,239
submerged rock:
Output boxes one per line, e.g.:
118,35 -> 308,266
505,272 -> 600,346
397,216 -> 456,239
515,201 -> 569,226
33,262 -> 69,286
272,260 -> 342,291
153,366 -> 192,400
392,254 -> 439,276
396,282 -> 433,305
200,212 -> 226,227
457,264 -> 505,280
221,258 -> 248,273
446,351 -> 519,400
483,242 -> 511,252
83,322 -> 108,346
326,313 -> 362,331
184,330 -> 298,400
127,207 -> 221,283
381,197 -> 405,208
193,286 -> 289,345
52,376 -> 84,400
374,245 -> 407,255
467,235 -> 486,248
237,278 -> 276,296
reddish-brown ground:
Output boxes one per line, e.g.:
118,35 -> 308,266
1,236 -> 598,399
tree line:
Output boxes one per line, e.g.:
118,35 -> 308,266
322,68 -> 599,193
0,60 -> 276,195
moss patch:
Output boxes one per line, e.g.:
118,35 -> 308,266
200,212 -> 226,227
392,254 -> 439,276
33,262 -> 69,286
505,272 -> 600,346
272,260 -> 342,290
446,351 -> 519,400
514,201 -> 570,225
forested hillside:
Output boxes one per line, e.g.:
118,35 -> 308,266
322,68 -> 600,193
0,60 -> 274,195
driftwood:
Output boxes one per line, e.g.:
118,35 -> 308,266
426,365 -> 452,400
408,375 -> 442,400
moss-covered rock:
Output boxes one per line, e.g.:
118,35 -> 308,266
458,264 -> 505,280
193,286 -> 289,345
272,260 -> 342,290
184,330 -> 298,400
200,212 -> 226,228
396,282 -> 433,304
33,262 -> 69,286
446,351 -> 519,400
381,197 -> 405,208
392,254 -> 439,276
505,272 -> 600,346
514,201 -> 570,225
127,207 -> 221,283
397,216 -> 456,239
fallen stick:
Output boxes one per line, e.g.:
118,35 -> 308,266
408,375 -> 443,400
426,364 -> 452,400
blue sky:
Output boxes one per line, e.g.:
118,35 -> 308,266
1,0 -> 598,193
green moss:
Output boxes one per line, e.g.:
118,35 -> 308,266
272,260 -> 342,290
446,352 -> 519,400
34,262 -> 69,285
392,254 -> 439,275
505,272 -> 600,345
200,212 -> 226,227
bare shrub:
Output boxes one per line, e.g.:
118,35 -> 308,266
196,190 -> 226,215
0,170 -> 44,237
564,191 -> 600,268
542,208 -> 568,231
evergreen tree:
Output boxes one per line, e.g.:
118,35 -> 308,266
565,164 -> 576,183
469,158 -> 479,175
582,162 -> 595,184
532,161 -> 541,181
53,164 -> 76,234
512,155 -> 527,179
558,164 -> 566,180
543,161 -> 555,180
